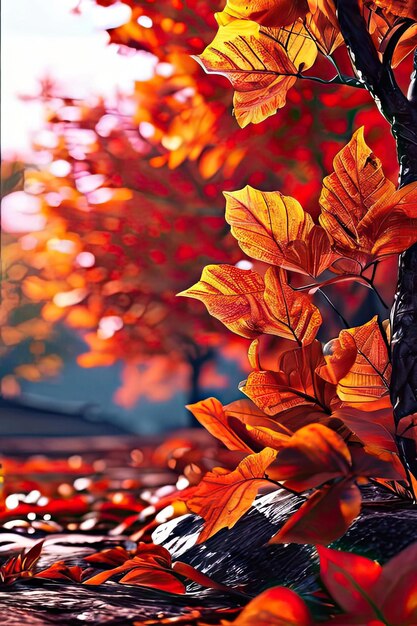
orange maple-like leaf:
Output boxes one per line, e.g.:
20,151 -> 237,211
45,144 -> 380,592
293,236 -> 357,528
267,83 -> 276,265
225,586 -> 313,625
318,542 -> 417,624
319,127 -> 417,269
224,185 -> 336,276
187,447 -> 277,542
242,340 -> 336,418
270,480 -> 362,545
187,397 -> 292,453
196,19 -> 317,127
319,317 -> 391,409
179,264 -> 321,344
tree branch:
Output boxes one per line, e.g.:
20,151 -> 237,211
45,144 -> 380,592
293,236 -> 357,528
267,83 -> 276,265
335,0 -> 417,485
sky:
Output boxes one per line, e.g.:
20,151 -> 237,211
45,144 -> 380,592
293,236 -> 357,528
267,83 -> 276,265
1,0 -> 156,156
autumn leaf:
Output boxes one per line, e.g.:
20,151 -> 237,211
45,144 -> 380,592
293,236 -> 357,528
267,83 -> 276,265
318,317 -> 391,409
186,447 -> 277,542
317,542 -> 417,624
333,406 -> 397,453
242,340 -> 336,417
186,397 -> 292,453
307,0 -> 340,28
358,180 -> 417,258
84,546 -> 132,567
391,23 -> 417,68
226,586 -> 313,625
272,423 -> 352,491
84,543 -> 186,593
319,545 -> 383,615
270,480 -> 361,545
179,264 -> 321,344
118,568 -> 185,593
195,19 -> 317,127
373,0 -> 417,20
224,185 -> 336,276
36,561 -> 91,583
0,540 -> 44,585
216,0 -> 309,28
319,128 -> 417,268
305,1 -> 344,54
375,541 -> 417,626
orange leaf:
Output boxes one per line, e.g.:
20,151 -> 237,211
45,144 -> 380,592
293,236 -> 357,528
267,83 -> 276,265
373,0 -> 417,20
359,181 -> 417,258
119,567 -> 185,594
228,586 -> 313,625
0,540 -> 44,585
196,19 -> 317,127
172,561 -> 234,593
319,127 -> 403,268
305,4 -> 344,54
242,341 -> 336,417
186,447 -> 277,542
180,265 -> 321,344
187,397 -> 254,452
272,423 -> 352,491
36,561 -> 89,583
224,185 -> 336,276
270,480 -> 361,545
319,317 -> 391,409
187,397 -> 292,453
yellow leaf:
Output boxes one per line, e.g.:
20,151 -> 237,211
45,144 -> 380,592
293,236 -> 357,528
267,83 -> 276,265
216,0 -> 309,27
319,128 -> 395,265
179,264 -> 321,344
225,185 -> 336,275
196,19 -> 317,127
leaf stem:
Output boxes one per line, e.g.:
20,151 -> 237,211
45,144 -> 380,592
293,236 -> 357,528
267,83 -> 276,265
316,287 -> 350,328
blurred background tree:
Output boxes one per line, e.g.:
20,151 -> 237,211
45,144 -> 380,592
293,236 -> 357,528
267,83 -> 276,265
2,0 -> 407,431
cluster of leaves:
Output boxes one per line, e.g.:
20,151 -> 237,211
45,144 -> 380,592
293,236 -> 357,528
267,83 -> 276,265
182,127 -> 417,545
1,537 -> 416,625
177,0 -> 417,540
2,0 -> 407,399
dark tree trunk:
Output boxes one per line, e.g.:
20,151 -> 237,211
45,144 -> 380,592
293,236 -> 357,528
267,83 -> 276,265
186,348 -> 214,426
335,0 -> 417,486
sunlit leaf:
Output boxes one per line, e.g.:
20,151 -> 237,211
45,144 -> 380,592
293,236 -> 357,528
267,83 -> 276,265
319,317 -> 391,409
196,19 -> 317,126
242,340 -> 336,417
187,447 -> 277,542
187,397 -> 292,452
319,128 -> 417,268
180,264 -> 321,344
216,0 -> 309,27
224,185 -> 336,276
